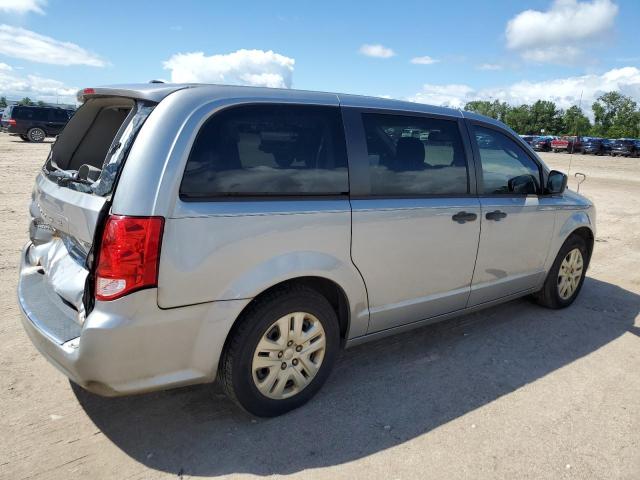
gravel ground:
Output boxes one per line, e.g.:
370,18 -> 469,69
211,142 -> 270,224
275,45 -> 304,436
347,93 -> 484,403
1,133 -> 638,480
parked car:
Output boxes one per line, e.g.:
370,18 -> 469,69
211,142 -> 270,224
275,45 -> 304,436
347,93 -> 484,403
581,137 -> 605,155
17,84 -> 595,417
551,136 -> 583,153
601,138 -> 615,155
1,105 -> 74,142
610,139 -> 639,157
532,135 -> 554,152
519,135 -> 537,146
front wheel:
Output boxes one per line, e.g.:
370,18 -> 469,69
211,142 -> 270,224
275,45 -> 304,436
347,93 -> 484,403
219,285 -> 340,417
533,234 -> 588,309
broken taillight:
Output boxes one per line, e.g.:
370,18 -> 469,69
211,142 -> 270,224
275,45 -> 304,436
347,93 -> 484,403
95,215 -> 164,301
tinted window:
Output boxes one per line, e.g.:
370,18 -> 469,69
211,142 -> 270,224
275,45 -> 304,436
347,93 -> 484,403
13,107 -> 48,121
474,125 -> 541,195
50,109 -> 71,122
361,113 -> 468,195
181,104 -> 348,197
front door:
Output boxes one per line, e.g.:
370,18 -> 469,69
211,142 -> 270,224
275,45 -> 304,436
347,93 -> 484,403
345,109 -> 481,333
469,124 -> 555,306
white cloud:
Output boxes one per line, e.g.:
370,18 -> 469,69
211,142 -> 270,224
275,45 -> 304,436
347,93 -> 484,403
163,49 -> 295,88
408,84 -> 475,108
410,55 -> 439,65
0,25 -> 106,67
359,44 -> 395,58
0,0 -> 46,15
505,0 -> 618,63
477,63 -> 503,71
0,62 -> 12,71
408,67 -> 640,118
0,69 -> 76,103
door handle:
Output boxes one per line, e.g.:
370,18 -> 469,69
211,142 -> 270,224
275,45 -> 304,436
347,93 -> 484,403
485,210 -> 508,221
452,211 -> 478,223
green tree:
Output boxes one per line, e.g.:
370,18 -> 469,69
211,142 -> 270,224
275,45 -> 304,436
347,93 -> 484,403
561,106 -> 592,136
504,104 -> 532,134
592,91 -> 639,138
0,96 -> 7,108
36,100 -> 46,106
529,100 -> 563,135
463,99 -> 510,122
19,97 -> 33,105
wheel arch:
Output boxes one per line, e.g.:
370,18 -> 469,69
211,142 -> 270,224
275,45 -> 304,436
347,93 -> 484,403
222,276 -> 353,354
548,210 -> 595,273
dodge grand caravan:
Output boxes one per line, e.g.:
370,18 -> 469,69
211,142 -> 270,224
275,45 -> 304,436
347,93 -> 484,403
17,84 -> 595,417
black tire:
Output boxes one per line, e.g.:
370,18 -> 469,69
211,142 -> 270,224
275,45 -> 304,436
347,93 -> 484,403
219,285 -> 340,417
533,234 -> 589,309
19,135 -> 29,141
27,127 -> 46,142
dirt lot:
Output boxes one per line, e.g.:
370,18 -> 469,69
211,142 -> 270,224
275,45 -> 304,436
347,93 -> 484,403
1,133 -> 638,480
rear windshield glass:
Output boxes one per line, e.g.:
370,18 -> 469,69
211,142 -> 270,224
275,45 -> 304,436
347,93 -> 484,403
44,97 -> 154,196
180,104 -> 349,198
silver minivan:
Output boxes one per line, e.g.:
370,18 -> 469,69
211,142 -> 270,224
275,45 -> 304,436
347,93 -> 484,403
17,84 -> 595,416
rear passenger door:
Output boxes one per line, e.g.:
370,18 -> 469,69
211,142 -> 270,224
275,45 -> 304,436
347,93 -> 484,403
468,123 -> 555,306
344,109 -> 481,333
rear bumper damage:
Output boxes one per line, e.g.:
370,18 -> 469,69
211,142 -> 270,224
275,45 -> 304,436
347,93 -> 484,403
18,242 -> 249,396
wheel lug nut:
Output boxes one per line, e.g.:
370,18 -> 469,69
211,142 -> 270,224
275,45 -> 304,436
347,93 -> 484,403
281,362 -> 287,370
295,345 -> 302,352
287,340 -> 294,347
292,359 -> 298,366
277,351 -> 283,358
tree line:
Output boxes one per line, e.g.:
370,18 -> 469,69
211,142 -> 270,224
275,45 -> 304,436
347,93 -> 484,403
465,91 -> 640,139
0,96 -> 48,107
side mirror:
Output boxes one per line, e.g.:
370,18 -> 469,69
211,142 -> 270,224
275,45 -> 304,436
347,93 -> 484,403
508,174 -> 538,195
546,170 -> 567,194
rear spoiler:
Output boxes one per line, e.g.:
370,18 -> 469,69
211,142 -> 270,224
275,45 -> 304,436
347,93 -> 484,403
76,84 -> 195,104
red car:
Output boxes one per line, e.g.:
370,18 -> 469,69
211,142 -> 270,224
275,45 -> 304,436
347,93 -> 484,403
551,136 -> 583,153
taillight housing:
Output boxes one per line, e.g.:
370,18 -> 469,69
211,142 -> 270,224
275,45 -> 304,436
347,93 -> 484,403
95,215 -> 164,301
8,119 -> 16,126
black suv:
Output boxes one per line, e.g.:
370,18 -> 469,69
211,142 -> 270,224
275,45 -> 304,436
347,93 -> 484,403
1,105 -> 74,142
610,139 -> 639,157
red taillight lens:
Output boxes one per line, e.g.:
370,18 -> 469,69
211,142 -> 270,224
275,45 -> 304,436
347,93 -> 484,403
8,119 -> 16,126
95,215 -> 164,301
83,87 -> 96,95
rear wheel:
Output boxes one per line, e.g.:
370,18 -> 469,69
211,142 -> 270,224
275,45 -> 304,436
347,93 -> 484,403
27,127 -> 45,142
533,234 -> 588,309
219,285 -> 340,417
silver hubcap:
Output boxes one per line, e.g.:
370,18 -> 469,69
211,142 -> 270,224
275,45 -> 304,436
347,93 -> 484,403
558,248 -> 583,300
252,312 -> 326,400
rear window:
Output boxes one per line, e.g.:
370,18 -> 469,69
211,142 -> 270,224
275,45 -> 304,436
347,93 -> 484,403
180,104 -> 349,198
45,97 -> 153,196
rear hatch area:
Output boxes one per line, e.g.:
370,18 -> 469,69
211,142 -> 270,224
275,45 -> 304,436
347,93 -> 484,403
20,96 -> 154,344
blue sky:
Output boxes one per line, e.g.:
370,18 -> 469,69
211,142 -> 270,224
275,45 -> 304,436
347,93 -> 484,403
0,0 -> 639,115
